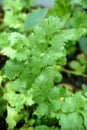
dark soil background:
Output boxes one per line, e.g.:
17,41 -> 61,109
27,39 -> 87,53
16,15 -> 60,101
0,117 -> 7,130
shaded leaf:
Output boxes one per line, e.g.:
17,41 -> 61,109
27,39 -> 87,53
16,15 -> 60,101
79,37 -> 87,54
25,8 -> 48,30
59,112 -> 84,130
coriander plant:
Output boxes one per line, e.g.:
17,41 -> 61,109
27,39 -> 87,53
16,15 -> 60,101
0,16 -> 87,130
1,0 -> 87,130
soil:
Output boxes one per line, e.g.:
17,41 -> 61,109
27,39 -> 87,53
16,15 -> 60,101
62,72 -> 87,90
0,117 -> 7,130
0,5 -> 4,20
0,55 -> 8,69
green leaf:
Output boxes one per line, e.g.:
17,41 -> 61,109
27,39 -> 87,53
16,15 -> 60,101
1,47 -> 16,59
49,100 -> 62,118
25,90 -> 34,106
69,60 -> 86,74
77,54 -> 87,65
48,86 -> 70,101
0,32 -> 10,48
61,92 -> 86,113
35,126 -> 59,130
61,97 -> 76,113
3,0 -> 35,29
0,98 -> 6,117
73,92 -> 86,109
6,106 -> 18,129
82,113 -> 87,128
20,127 -> 34,130
59,112 -> 84,130
11,79 -> 26,93
79,37 -> 87,54
54,72 -> 62,82
67,0 -> 87,9
0,86 -> 6,117
35,103 -> 49,117
3,91 -> 26,112
35,125 -> 49,130
82,84 -> 87,93
4,60 -> 24,80
25,8 -> 48,30
0,32 -> 30,61
6,105 -> 23,129
32,67 -> 54,103
79,0 -> 87,9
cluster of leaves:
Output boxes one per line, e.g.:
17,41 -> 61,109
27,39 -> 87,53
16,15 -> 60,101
0,16 -> 65,129
2,0 -> 35,31
50,0 -> 87,27
49,0 -> 87,77
0,0 -> 87,130
0,15 -> 87,130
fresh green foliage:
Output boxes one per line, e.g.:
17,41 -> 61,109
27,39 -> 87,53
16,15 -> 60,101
0,83 -> 6,117
48,0 -> 87,79
79,37 -> 87,54
3,0 -> 35,30
50,0 -> 87,33
67,0 -> 87,9
0,14 -> 87,129
0,72 -> 6,117
1,0 -> 87,130
69,60 -> 86,75
25,8 -> 48,30
0,16 -> 67,129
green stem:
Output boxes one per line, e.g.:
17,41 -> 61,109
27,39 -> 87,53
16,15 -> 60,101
62,68 -> 87,78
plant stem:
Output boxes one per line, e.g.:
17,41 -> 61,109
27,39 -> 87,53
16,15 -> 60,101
62,68 -> 87,78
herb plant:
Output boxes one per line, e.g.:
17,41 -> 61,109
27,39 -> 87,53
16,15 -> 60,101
1,0 -> 87,130
0,15 -> 87,130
